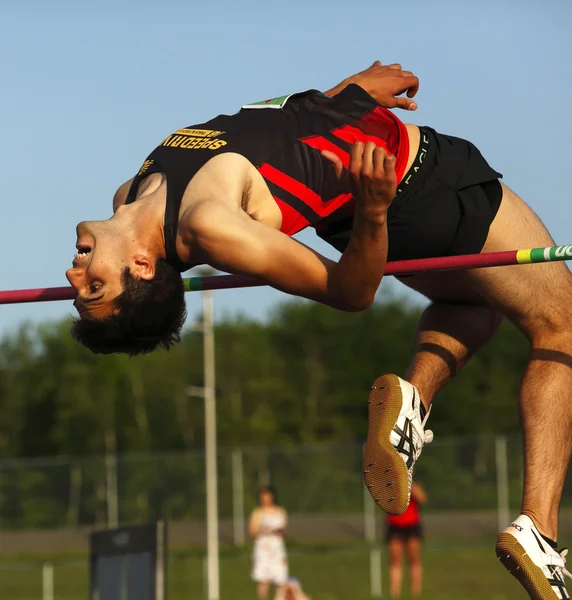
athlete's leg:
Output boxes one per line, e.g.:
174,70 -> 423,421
402,299 -> 503,407
464,185 -> 572,540
388,536 -> 405,598
406,537 -> 423,597
363,293 -> 501,515
402,183 -> 572,540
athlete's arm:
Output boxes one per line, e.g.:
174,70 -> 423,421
325,61 -> 419,110
188,144 -> 395,312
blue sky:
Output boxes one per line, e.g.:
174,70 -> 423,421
0,0 -> 570,335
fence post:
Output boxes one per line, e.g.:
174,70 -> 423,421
231,449 -> 245,547
105,453 -> 119,529
495,435 -> 510,531
369,547 -> 383,599
42,562 -> 54,600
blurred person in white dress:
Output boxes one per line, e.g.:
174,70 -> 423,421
249,486 -> 288,600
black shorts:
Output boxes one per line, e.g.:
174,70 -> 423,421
386,523 -> 423,542
317,126 -> 503,262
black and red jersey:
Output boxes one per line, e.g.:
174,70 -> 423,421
126,84 -> 409,271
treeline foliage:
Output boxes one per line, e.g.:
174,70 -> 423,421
0,297 -> 528,461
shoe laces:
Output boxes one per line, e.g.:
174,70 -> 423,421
555,549 -> 572,581
413,405 -> 434,446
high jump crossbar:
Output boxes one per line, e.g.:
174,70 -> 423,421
1,244 -> 571,305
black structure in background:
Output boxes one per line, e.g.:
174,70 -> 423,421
90,522 -> 167,600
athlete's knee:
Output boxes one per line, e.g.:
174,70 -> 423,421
524,302 -> 572,346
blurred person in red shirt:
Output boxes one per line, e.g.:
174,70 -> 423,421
386,481 -> 428,598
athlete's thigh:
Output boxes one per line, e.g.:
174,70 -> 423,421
398,183 -> 572,333
461,183 -> 572,332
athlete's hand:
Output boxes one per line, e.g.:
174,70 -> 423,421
322,141 -> 397,216
344,61 -> 419,110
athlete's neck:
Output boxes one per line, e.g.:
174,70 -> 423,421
113,195 -> 166,261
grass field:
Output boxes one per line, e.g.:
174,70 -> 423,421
0,541 -> 525,600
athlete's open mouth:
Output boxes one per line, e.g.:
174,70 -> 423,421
73,246 -> 92,261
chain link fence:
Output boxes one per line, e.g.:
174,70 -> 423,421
2,434 -> 570,537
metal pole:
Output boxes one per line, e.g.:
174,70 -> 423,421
203,285 -> 220,600
369,547 -> 382,599
42,562 -> 54,600
364,485 -> 377,543
363,445 -> 377,543
232,449 -> 245,547
495,435 -> 510,531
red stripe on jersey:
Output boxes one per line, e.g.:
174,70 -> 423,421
331,124 -> 390,151
259,163 -> 352,218
323,192 -> 353,212
360,107 -> 409,181
259,162 -> 322,207
273,196 -> 309,235
300,136 -> 350,168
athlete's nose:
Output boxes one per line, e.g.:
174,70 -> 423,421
65,268 -> 83,290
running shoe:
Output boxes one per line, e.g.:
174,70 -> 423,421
496,514 -> 571,599
363,374 -> 433,515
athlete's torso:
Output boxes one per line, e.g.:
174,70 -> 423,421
126,85 -> 413,269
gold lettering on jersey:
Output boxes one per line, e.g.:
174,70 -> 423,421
138,159 -> 154,175
174,128 -> 224,138
161,129 -> 228,151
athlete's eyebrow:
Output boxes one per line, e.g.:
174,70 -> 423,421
77,294 -> 105,305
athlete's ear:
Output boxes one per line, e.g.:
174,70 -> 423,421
132,254 -> 156,281
321,150 -> 345,179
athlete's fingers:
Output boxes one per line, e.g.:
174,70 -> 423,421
361,142 -> 377,179
371,60 -> 382,67
383,153 -> 397,180
349,142 -> 365,180
403,74 -> 419,97
393,97 -> 418,111
386,63 -> 402,71
372,146 -> 388,177
320,150 -> 345,179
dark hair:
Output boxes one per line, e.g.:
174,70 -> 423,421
258,486 -> 278,504
71,259 -> 187,356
